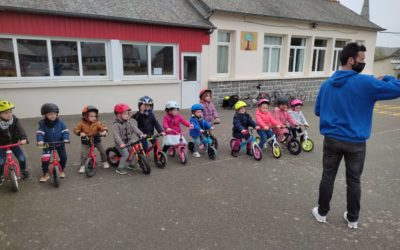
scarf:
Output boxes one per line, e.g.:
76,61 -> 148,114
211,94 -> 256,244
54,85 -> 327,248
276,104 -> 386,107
0,116 -> 14,130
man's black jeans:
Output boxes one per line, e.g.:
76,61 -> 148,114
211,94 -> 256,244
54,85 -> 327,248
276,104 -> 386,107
318,137 -> 366,222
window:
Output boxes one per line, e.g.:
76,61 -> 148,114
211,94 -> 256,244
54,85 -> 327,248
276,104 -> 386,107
263,36 -> 281,73
0,38 -> 16,77
332,40 -> 347,71
122,44 -> 148,76
17,39 -> 49,77
217,31 -> 231,74
81,42 -> 107,76
51,41 -> 79,76
289,37 -> 306,73
151,45 -> 173,75
312,39 -> 327,72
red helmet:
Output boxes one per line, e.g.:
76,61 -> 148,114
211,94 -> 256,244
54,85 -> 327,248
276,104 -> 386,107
114,103 -> 131,114
199,89 -> 212,99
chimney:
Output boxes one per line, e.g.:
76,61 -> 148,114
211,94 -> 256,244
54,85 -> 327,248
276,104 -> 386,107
361,0 -> 370,20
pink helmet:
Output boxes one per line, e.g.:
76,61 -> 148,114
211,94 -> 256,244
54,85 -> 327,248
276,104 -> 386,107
257,98 -> 270,106
290,99 -> 303,107
114,103 -> 131,114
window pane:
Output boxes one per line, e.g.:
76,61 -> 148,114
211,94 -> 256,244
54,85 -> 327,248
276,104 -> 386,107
151,46 -> 173,75
0,38 -> 16,77
81,42 -> 107,76
264,36 -> 281,45
217,45 -> 229,73
51,41 -> 79,76
123,44 -> 148,75
184,56 -> 197,81
218,31 -> 230,43
295,49 -> 304,72
332,51 -> 337,71
270,48 -> 280,72
17,39 -> 49,77
262,48 -> 270,72
314,39 -> 327,47
317,50 -> 326,71
312,49 -> 317,71
289,48 -> 295,72
335,40 -> 347,48
291,37 -> 305,46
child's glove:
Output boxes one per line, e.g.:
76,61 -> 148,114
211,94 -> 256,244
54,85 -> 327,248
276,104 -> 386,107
20,139 -> 27,145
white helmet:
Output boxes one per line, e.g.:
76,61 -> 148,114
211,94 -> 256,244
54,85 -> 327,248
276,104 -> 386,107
165,101 -> 180,110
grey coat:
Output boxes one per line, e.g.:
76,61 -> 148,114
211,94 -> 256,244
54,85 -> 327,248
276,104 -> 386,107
112,118 -> 143,148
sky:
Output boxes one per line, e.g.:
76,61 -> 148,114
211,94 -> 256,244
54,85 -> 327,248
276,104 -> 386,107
339,0 -> 400,47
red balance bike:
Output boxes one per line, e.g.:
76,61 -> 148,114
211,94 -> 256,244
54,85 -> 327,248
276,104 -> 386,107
0,142 -> 27,192
38,141 -> 69,187
83,135 -> 105,177
145,134 -> 167,169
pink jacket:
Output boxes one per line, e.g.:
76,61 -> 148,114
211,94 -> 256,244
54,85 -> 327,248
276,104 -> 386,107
272,107 -> 297,134
200,100 -> 219,123
163,113 -> 190,135
256,109 -> 281,129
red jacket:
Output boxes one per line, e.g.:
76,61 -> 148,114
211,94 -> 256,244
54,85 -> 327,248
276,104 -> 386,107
162,113 -> 190,135
256,109 -> 281,129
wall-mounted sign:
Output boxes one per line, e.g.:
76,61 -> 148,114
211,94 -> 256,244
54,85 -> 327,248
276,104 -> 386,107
241,31 -> 258,51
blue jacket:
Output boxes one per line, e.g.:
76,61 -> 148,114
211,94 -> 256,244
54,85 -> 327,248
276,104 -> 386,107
232,112 -> 256,138
315,71 -> 400,143
190,116 -> 211,138
36,118 -> 70,143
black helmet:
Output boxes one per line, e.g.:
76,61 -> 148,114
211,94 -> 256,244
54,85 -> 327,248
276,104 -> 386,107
138,96 -> 153,109
82,105 -> 98,116
276,96 -> 289,106
41,103 -> 59,115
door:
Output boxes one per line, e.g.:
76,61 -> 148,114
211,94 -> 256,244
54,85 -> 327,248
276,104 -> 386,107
181,53 -> 200,109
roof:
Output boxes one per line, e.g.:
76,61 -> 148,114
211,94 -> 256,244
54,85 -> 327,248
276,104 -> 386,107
0,0 -> 215,29
375,47 -> 400,61
191,0 -> 384,31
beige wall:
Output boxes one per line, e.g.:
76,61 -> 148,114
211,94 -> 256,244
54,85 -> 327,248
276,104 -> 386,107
373,58 -> 396,77
204,13 -> 378,82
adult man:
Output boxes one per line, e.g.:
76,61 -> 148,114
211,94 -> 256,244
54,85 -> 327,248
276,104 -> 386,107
312,43 -> 400,229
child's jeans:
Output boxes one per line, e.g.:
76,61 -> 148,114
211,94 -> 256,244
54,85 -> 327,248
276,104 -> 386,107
192,134 -> 205,153
141,138 -> 149,152
41,145 -> 67,173
257,130 -> 274,148
0,146 -> 27,176
117,146 -> 131,170
80,143 -> 107,166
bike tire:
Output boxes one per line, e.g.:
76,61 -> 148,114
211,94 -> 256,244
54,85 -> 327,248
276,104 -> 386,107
9,167 -> 19,192
297,90 -> 307,102
188,142 -> 194,152
180,148 -> 188,165
207,146 -> 217,160
252,144 -> 263,161
53,164 -> 61,188
155,151 -> 167,169
301,139 -> 314,152
243,99 -> 254,110
85,158 -> 96,178
106,147 -> 120,167
272,144 -> 282,159
287,139 -> 301,155
138,154 -> 151,175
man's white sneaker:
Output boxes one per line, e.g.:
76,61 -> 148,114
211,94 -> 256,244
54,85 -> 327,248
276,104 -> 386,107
343,212 -> 358,229
103,162 -> 110,169
78,165 -> 85,174
193,152 -> 201,158
312,207 -> 327,223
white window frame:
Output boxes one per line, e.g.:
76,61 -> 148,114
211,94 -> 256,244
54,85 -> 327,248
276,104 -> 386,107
262,35 -> 282,75
332,40 -> 349,72
288,37 -> 306,74
0,34 -> 111,82
121,41 -> 178,80
217,31 -> 231,77
312,39 -> 328,74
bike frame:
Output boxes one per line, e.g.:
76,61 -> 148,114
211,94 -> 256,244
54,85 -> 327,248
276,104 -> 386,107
86,137 -> 97,169
0,143 -> 21,179
167,128 -> 189,159
43,142 -> 64,176
145,135 -> 163,161
237,130 -> 257,150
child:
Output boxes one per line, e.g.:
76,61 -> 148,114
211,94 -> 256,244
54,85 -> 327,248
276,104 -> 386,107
112,103 -> 144,175
132,96 -> 165,152
0,100 -> 31,185
189,104 -> 212,158
231,101 -> 259,157
289,99 -> 309,139
199,89 -> 220,124
256,99 -> 282,149
73,105 -> 109,174
37,103 -> 70,182
272,97 -> 298,142
162,101 -> 193,152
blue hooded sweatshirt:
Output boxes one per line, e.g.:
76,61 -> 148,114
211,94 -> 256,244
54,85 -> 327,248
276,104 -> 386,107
315,71 -> 400,143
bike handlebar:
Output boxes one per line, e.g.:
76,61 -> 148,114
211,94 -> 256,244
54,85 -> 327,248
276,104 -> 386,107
0,142 -> 26,149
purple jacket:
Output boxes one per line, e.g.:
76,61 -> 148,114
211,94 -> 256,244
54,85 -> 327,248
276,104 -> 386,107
200,100 -> 219,123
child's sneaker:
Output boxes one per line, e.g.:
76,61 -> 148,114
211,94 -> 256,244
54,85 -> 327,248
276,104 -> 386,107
39,173 -> 50,182
21,170 -> 32,180
312,207 -> 327,223
60,171 -> 66,178
116,168 -> 128,175
343,211 -> 358,229
231,151 -> 238,157
102,162 -> 110,169
78,165 -> 85,174
193,152 -> 201,158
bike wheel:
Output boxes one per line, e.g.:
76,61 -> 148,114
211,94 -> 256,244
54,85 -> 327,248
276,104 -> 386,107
297,90 -> 307,101
287,139 -> 301,155
9,166 -> 19,192
138,154 -> 151,175
85,158 -> 96,178
272,144 -> 282,159
188,142 -> 194,152
211,136 -> 218,150
207,146 -> 217,160
180,148 -> 188,165
243,99 -> 254,110
252,144 -> 263,161
168,147 -> 176,157
106,147 -> 121,167
301,139 -> 314,152
155,151 -> 167,169
53,164 -> 61,188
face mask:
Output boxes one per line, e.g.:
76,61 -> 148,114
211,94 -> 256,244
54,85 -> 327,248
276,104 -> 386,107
352,60 -> 365,73
144,109 -> 152,116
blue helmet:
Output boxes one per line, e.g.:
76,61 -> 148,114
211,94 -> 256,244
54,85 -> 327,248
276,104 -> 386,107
191,103 -> 204,113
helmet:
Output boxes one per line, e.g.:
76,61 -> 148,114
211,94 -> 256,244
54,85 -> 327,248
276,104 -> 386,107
41,103 -> 59,115
276,97 -> 289,106
114,103 -> 131,114
223,96 -> 230,100
138,96 -> 153,106
82,105 -> 99,116
165,101 -> 180,110
290,99 -> 303,107
199,89 -> 212,99
257,98 -> 270,107
191,103 -> 204,113
234,100 -> 247,110
0,100 -> 15,112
